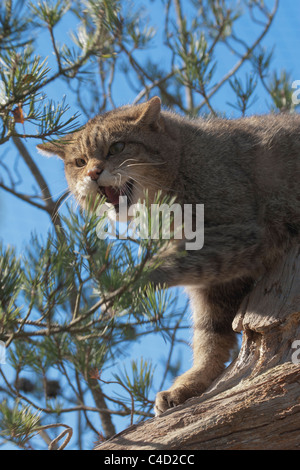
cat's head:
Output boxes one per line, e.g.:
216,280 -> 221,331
37,97 -> 180,212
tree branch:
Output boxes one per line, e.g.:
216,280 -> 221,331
0,181 -> 46,211
96,243 -> 300,450
11,136 -> 62,229
86,377 -> 116,439
95,363 -> 300,450
173,0 -> 194,112
197,0 -> 279,111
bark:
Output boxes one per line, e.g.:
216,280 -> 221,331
87,378 -> 116,439
95,244 -> 300,450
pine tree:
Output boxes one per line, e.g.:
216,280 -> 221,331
0,0 -> 297,450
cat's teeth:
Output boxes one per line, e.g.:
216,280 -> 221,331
103,186 -> 122,205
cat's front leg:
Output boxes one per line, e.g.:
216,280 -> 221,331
155,367 -> 213,415
155,279 -> 253,415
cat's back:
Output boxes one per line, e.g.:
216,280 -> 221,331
241,114 -> 300,192
196,112 -> 300,155
218,113 -> 300,239
175,112 -> 300,231
236,113 -> 300,151
196,112 -> 300,190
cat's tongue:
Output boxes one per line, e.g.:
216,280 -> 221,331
104,186 -> 122,206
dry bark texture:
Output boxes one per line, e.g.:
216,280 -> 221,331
96,245 -> 300,450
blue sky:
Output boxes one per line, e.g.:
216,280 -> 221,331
1,0 -> 300,448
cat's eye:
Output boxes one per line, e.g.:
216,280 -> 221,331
107,141 -> 125,157
75,158 -> 87,168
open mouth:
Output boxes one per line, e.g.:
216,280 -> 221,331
99,179 -> 134,208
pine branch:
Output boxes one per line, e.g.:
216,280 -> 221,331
12,136 -> 62,230
197,0 -> 279,111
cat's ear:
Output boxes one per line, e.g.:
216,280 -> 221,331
36,140 -> 67,159
135,96 -> 162,129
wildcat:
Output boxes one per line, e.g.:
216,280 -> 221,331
37,96 -> 300,415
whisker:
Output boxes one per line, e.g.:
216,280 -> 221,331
41,186 -> 70,202
115,165 -> 180,195
129,174 -> 180,195
126,173 -> 177,195
50,190 -> 70,222
126,175 -> 158,193
52,192 -> 73,221
125,161 -> 166,168
74,199 -> 80,212
117,158 -> 140,169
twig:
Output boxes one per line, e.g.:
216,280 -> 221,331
133,7 -> 228,107
36,423 -> 73,450
0,181 -> 46,211
197,0 -> 279,111
173,0 -> 194,112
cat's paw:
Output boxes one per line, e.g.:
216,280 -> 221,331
154,386 -> 195,416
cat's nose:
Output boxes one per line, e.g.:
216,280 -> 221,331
87,167 -> 103,181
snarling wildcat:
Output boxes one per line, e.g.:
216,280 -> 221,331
37,96 -> 300,415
